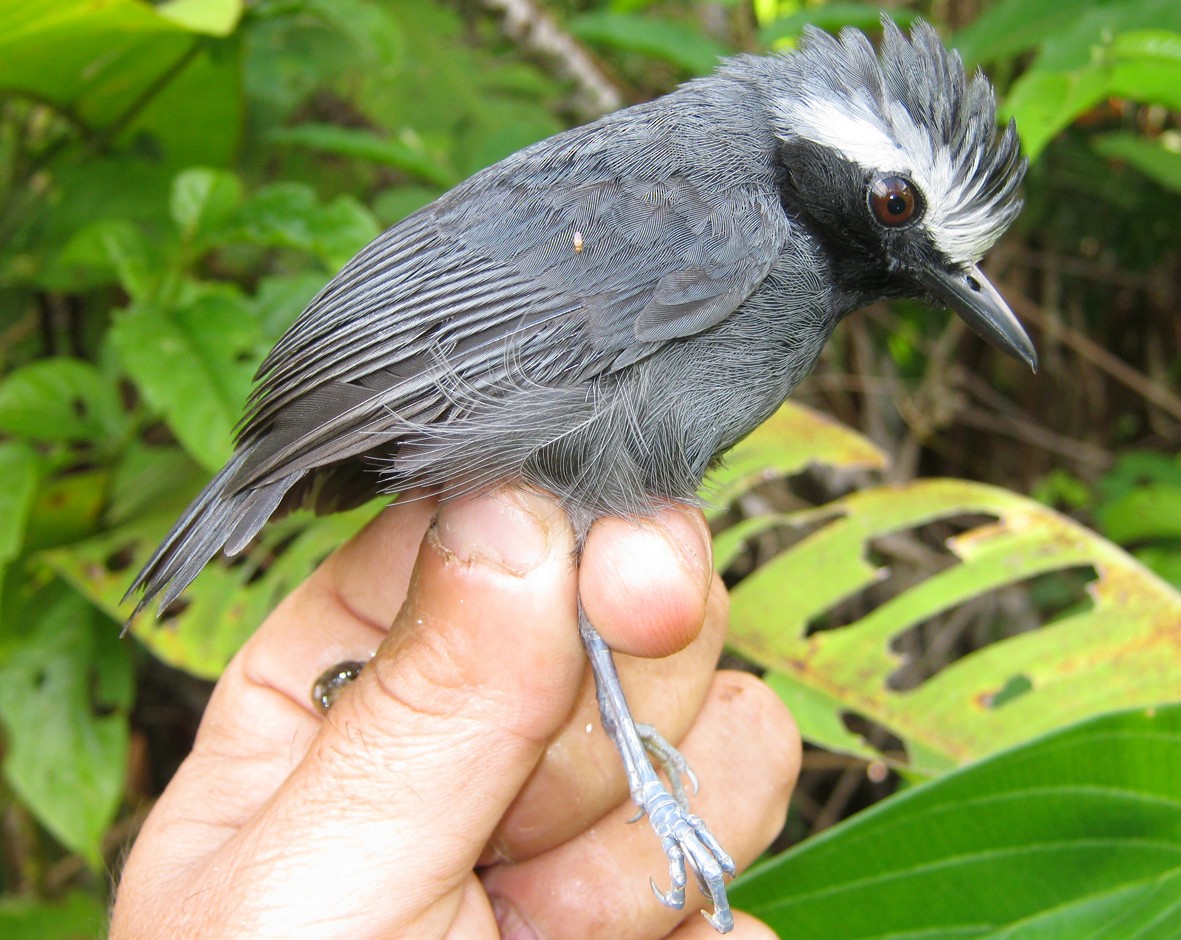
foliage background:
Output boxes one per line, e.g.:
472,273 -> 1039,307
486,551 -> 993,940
0,0 -> 1178,935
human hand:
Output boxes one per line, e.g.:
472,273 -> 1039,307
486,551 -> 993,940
110,488 -> 800,939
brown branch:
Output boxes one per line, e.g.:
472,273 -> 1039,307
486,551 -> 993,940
479,0 -> 624,120
1002,285 -> 1181,424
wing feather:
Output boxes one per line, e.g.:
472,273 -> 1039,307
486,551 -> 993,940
229,113 -> 789,497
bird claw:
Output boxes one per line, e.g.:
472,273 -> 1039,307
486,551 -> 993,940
650,876 -> 678,910
641,782 -> 736,933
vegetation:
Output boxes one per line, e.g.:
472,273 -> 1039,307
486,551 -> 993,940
1,0 -> 1178,935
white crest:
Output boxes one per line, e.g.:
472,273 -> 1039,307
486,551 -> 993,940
768,20 -> 1024,264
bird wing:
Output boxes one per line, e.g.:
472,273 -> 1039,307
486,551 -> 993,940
229,126 -> 789,493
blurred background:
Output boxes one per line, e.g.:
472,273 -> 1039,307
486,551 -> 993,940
1,0 -> 1178,935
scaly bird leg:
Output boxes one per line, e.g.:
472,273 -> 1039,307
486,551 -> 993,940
578,604 -> 735,933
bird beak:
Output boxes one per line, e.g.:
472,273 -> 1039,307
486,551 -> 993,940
919,263 -> 1037,372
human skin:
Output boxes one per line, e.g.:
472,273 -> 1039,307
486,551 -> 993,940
110,487 -> 801,939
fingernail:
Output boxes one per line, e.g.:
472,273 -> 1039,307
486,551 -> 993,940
658,508 -> 713,592
434,489 -> 555,575
490,894 -> 543,940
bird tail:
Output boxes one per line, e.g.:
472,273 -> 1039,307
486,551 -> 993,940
124,447 -> 300,624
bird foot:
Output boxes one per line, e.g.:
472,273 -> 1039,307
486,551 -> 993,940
640,778 -> 736,932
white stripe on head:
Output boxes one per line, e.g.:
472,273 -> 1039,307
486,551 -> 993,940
764,21 -> 1024,266
774,94 -> 1001,263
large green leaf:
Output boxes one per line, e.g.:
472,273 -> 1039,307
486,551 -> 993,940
707,400 -> 888,539
110,290 -> 261,471
725,479 -> 1181,774
0,588 -> 132,867
0,443 -> 39,614
0,0 -> 241,162
1094,132 -> 1181,195
46,500 -> 386,678
732,704 -> 1181,939
568,11 -> 731,74
0,358 -> 129,445
0,891 -> 107,940
994,4 -> 1181,159
953,0 -> 1099,65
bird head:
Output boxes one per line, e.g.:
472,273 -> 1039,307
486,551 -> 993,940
764,17 -> 1035,370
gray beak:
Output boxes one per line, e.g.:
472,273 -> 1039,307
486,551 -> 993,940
920,263 -> 1037,372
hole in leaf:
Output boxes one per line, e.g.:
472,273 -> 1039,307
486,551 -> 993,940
158,596 -> 190,623
804,515 -> 993,637
839,710 -> 909,767
979,673 -> 1034,709
886,565 -> 1096,692
719,467 -> 850,588
105,544 -> 136,574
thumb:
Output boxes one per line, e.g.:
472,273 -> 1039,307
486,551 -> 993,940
231,489 -> 585,932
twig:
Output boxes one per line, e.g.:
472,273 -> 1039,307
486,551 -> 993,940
479,0 -> 624,119
1002,285 -> 1181,424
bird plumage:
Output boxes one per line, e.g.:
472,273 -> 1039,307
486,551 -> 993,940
129,18 -> 1027,624
126,20 -> 1033,932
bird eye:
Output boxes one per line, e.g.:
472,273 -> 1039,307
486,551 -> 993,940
869,176 -> 918,227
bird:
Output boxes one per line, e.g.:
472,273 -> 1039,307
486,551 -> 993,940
127,17 -> 1034,933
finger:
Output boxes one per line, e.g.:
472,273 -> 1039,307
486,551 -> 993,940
227,492 -> 439,713
667,910 -> 779,940
580,505 -> 713,659
202,488 -> 588,935
483,670 -> 801,940
487,574 -> 729,863
116,497 -> 440,876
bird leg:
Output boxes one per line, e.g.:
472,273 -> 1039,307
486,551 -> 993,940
578,604 -> 735,933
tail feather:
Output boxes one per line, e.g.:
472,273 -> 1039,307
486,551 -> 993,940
125,448 -> 301,622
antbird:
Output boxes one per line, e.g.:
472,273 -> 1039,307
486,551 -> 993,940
128,19 -> 1033,933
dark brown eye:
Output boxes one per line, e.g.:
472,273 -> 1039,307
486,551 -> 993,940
869,176 -> 918,226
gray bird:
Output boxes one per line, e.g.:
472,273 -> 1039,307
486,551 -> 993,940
128,18 -> 1033,933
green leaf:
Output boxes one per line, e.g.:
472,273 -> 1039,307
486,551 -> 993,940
170,167 -> 244,238
0,891 -> 108,940
1004,68 -> 1109,160
0,358 -> 129,445
269,123 -> 455,187
0,443 -> 39,613
725,479 -> 1181,773
953,0 -> 1095,65
23,470 -> 109,553
706,401 -> 888,563
568,12 -> 731,74
0,1 -> 190,119
155,0 -> 243,36
0,587 -> 132,867
310,196 -> 383,270
760,4 -> 918,45
110,291 -> 261,470
105,442 -> 208,527
732,705 -> 1181,938
1095,482 -> 1181,543
51,500 -> 385,677
228,183 -> 380,269
999,9 -> 1181,158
